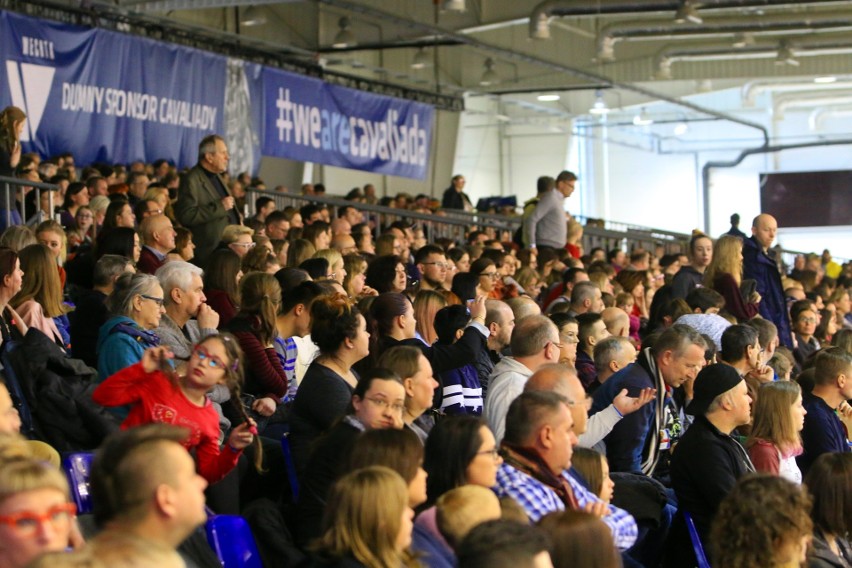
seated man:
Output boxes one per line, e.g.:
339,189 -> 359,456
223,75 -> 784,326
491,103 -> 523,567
89,424 -> 218,567
666,364 -> 754,567
797,347 -> 852,475
593,336 -> 638,386
575,313 -> 611,390
457,520 -> 552,568
591,324 -> 705,476
153,261 -> 219,362
137,215 -> 176,275
494,391 -> 638,551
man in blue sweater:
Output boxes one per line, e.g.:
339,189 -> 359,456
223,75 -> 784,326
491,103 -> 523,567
797,347 -> 852,475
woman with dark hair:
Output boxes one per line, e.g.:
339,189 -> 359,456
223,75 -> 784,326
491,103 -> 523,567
363,292 -> 488,375
0,107 -> 26,230
290,294 -> 370,474
804,453 -> 852,567
101,200 -> 136,234
671,233 -> 713,299
0,248 -> 29,343
422,416 -> 501,509
204,249 -> 242,328
303,221 -> 331,251
295,369 -> 406,547
95,227 -> 140,263
58,182 -> 89,230
471,257 -> 498,298
366,255 -> 408,294
348,428 -> 427,509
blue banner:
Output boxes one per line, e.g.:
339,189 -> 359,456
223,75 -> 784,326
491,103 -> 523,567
262,67 -> 433,180
0,10 -> 433,179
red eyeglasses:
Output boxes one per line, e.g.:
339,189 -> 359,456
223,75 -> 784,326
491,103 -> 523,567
0,503 -> 77,534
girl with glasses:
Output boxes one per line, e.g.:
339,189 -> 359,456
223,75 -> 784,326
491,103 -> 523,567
93,333 -> 261,483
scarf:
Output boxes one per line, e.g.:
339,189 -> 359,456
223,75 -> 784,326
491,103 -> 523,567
501,442 -> 579,511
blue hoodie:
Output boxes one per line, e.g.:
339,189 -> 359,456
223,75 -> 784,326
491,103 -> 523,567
96,316 -> 159,383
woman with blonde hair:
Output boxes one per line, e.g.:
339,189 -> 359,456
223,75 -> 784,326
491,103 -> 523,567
35,220 -> 68,289
343,254 -> 376,299
220,225 -> 255,258
413,290 -> 446,346
705,235 -> 760,322
311,466 -> 417,568
315,249 -> 346,286
142,186 -> 172,221
0,457 -> 80,568
0,226 -> 36,253
747,381 -> 806,483
11,244 -> 71,349
287,239 -> 316,268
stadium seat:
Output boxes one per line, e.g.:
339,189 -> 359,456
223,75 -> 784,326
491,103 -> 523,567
683,510 -> 711,568
62,452 -> 95,515
206,514 -> 263,568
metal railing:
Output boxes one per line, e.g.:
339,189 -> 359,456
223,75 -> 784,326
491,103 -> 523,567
0,176 -> 60,229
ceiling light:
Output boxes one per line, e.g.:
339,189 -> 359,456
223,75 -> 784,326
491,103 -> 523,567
240,6 -> 267,27
589,91 -> 610,115
411,48 -> 430,70
530,13 -> 550,40
775,41 -> 799,66
674,1 -> 702,24
732,32 -> 754,48
442,0 -> 465,12
537,94 -> 560,102
479,58 -> 499,86
674,122 -> 689,136
814,76 -> 837,84
332,17 -> 357,48
633,108 -> 653,126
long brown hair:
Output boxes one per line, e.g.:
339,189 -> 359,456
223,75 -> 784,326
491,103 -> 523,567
0,106 -> 26,153
704,235 -> 744,286
237,272 -> 280,346
12,244 -> 69,317
747,381 -> 803,456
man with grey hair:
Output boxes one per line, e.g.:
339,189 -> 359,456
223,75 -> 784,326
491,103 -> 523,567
475,300 -> 515,396
505,296 -> 541,322
484,315 -> 561,443
174,134 -> 240,267
594,336 -> 638,385
153,261 -> 219,362
591,324 -> 707,475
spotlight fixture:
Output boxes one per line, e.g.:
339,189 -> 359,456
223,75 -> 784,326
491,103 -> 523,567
588,91 -> 610,115
775,41 -> 799,66
332,17 -> 357,48
674,121 -> 689,136
240,5 -> 267,27
537,94 -> 560,102
674,0 -> 702,24
411,48 -> 430,70
530,12 -> 550,40
632,108 -> 653,126
814,76 -> 837,84
479,58 -> 499,86
442,0 -> 465,12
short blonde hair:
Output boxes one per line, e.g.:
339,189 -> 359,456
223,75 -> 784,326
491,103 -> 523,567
0,458 -> 69,503
221,224 -> 254,245
314,248 -> 343,270
436,485 -> 502,549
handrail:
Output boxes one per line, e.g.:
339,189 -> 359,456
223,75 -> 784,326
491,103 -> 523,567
0,176 -> 60,230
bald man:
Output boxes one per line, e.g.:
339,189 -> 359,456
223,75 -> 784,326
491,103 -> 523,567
743,214 -> 792,348
138,215 -> 176,275
601,307 -> 630,338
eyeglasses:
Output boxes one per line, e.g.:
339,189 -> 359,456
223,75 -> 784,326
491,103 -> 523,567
231,242 -> 256,249
146,208 -> 163,215
193,346 -> 228,370
77,214 -> 93,219
476,447 -> 501,460
480,272 -> 499,279
0,503 -> 76,534
364,396 -> 405,414
798,317 -> 817,324
140,294 -> 165,307
326,272 -> 337,280
422,262 -> 449,269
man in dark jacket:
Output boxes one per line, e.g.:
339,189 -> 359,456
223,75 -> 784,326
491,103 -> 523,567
174,135 -> 240,267
665,363 -> 755,567
742,214 -> 792,347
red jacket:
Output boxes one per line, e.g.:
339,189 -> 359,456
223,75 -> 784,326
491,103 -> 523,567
136,246 -> 166,275
92,362 -> 240,483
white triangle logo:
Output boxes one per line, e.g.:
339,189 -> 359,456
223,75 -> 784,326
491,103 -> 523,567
5,61 -> 28,141
20,63 -> 55,140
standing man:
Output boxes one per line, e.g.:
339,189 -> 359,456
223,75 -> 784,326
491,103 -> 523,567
442,174 -> 473,211
174,135 -> 240,267
743,214 -> 792,347
524,170 -> 576,250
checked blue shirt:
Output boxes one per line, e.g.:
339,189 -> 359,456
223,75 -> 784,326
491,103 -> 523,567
494,461 -> 638,551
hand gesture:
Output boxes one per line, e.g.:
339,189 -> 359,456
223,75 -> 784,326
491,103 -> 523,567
252,397 -> 277,417
469,295 -> 486,321
360,285 -> 379,297
197,303 -> 220,330
583,500 -> 610,518
227,419 -> 257,451
221,196 -> 235,211
613,387 -> 656,416
141,346 -> 174,374
747,365 -> 774,384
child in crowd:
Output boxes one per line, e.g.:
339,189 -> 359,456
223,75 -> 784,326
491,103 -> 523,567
92,334 -> 259,483
615,292 -> 640,343
570,448 -> 616,504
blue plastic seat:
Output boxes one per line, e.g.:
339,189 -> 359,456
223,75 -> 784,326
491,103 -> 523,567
280,432 -> 299,502
683,510 -> 711,568
206,514 -> 263,568
61,452 -> 95,515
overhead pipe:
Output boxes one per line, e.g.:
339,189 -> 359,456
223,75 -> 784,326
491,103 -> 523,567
742,79 -> 852,106
773,91 -> 852,119
809,105 -> 852,130
317,0 -> 769,147
597,14 -> 852,60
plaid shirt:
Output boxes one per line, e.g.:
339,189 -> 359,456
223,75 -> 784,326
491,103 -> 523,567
494,462 -> 638,551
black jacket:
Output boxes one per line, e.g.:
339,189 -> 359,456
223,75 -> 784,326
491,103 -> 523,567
377,327 -> 487,376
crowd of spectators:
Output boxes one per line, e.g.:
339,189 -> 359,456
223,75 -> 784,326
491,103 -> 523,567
0,113 -> 850,568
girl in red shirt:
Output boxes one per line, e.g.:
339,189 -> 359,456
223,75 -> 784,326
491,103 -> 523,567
93,334 -> 261,483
